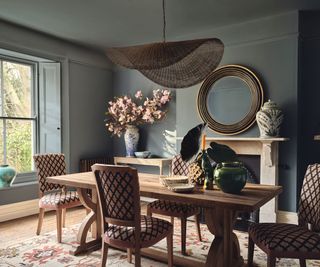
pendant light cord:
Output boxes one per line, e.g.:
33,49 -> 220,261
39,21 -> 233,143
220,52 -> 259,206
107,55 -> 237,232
162,0 -> 166,43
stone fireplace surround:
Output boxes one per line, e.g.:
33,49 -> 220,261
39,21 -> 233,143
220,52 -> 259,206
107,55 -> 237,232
203,137 -> 288,223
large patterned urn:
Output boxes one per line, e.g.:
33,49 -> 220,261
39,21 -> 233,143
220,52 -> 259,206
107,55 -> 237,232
256,100 -> 284,138
124,125 -> 140,157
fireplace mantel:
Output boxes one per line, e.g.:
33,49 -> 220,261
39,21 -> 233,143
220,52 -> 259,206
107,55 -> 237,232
203,137 -> 288,167
177,136 -> 289,222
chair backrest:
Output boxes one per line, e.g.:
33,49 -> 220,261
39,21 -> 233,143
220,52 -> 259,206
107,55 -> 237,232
92,164 -> 141,229
171,154 -> 190,176
298,163 -> 320,231
33,153 -> 66,197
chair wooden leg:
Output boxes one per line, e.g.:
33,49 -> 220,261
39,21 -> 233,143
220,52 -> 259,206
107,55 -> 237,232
247,236 -> 254,267
127,248 -> 132,263
56,209 -> 63,243
171,216 -> 174,225
134,248 -> 141,267
146,206 -> 151,216
181,217 -> 187,255
36,208 -> 45,235
299,259 -> 306,267
167,231 -> 173,267
62,208 -> 66,228
101,241 -> 108,267
195,214 -> 202,242
267,255 -> 276,267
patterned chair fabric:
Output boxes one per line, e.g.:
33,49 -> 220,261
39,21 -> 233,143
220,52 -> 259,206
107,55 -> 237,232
249,223 -> 320,254
105,215 -> 172,247
39,191 -> 80,209
94,165 -> 137,222
148,200 -> 199,217
33,153 -> 81,209
171,154 -> 189,176
92,164 -> 173,249
248,164 -> 320,265
33,153 -> 66,195
298,163 -> 320,231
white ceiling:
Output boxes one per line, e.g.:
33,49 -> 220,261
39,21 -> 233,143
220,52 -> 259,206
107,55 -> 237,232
0,0 -> 319,52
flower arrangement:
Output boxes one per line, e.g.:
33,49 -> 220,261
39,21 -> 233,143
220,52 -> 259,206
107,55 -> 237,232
106,89 -> 171,137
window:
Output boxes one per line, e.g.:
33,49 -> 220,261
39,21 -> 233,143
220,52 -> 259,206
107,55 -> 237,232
0,59 -> 36,173
0,50 -> 61,184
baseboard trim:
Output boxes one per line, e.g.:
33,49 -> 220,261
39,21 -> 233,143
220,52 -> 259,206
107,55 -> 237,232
276,210 -> 298,224
0,199 -> 39,222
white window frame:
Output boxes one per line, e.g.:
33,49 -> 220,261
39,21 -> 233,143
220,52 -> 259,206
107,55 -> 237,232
0,55 -> 38,184
0,49 -> 61,184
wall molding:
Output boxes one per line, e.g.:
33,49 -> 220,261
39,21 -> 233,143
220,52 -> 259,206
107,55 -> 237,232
0,199 -> 39,222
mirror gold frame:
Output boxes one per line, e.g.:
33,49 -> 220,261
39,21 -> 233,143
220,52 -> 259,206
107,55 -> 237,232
197,65 -> 264,135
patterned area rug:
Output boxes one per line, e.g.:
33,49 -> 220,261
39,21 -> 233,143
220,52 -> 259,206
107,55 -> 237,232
1,219 -> 320,267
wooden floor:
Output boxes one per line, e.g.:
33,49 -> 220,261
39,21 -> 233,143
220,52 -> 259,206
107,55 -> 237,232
0,204 -> 150,245
0,206 -> 87,245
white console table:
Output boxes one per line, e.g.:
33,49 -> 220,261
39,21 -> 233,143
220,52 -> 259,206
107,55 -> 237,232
114,157 -> 172,175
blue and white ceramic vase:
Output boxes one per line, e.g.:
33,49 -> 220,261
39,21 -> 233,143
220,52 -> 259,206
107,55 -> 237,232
0,164 -> 16,188
124,125 -> 140,157
256,100 -> 284,138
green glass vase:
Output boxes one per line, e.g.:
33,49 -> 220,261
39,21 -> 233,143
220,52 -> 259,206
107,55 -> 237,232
214,162 -> 247,194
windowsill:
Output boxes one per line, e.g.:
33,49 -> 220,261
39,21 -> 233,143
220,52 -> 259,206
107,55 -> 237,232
13,171 -> 37,184
0,171 -> 37,191
0,180 -> 37,191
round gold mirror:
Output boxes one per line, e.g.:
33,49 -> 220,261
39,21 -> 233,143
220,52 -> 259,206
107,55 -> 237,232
197,65 -> 264,135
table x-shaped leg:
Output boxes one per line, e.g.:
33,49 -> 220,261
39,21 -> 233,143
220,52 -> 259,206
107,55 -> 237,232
71,188 -> 102,255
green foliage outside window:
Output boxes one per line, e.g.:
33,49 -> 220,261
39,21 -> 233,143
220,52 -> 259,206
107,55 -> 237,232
1,60 -> 33,173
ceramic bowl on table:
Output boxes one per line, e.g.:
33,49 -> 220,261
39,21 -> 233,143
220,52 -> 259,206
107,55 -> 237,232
159,175 -> 194,193
134,151 -> 151,158
159,175 -> 189,187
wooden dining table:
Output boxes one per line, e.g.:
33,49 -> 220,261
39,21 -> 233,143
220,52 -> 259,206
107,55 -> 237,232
47,171 -> 282,267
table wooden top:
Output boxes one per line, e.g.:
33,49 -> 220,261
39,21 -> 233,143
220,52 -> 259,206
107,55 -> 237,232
47,172 -> 282,212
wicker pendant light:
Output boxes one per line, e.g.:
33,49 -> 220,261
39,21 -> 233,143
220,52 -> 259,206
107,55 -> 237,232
106,0 -> 224,88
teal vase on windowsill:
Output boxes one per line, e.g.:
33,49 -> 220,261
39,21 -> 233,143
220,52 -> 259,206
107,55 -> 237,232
0,164 -> 16,188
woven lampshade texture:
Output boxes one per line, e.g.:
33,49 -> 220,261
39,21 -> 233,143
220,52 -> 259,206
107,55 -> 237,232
106,38 -> 224,88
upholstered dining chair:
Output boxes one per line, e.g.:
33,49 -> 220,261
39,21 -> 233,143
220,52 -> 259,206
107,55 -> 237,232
248,163 -> 320,267
147,154 -> 202,255
92,164 -> 173,267
33,153 -> 81,242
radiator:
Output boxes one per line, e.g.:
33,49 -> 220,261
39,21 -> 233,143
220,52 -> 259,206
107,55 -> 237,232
79,157 -> 114,172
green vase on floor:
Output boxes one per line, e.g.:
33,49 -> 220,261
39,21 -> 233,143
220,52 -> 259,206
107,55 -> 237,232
0,164 -> 16,188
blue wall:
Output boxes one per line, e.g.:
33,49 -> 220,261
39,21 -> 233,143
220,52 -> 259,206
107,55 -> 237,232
112,11 -> 300,212
0,21 -> 113,205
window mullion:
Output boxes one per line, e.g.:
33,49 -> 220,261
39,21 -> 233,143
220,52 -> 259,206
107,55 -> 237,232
3,119 -> 6,164
0,60 -> 5,163
0,60 -> 3,117
0,116 -> 36,121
